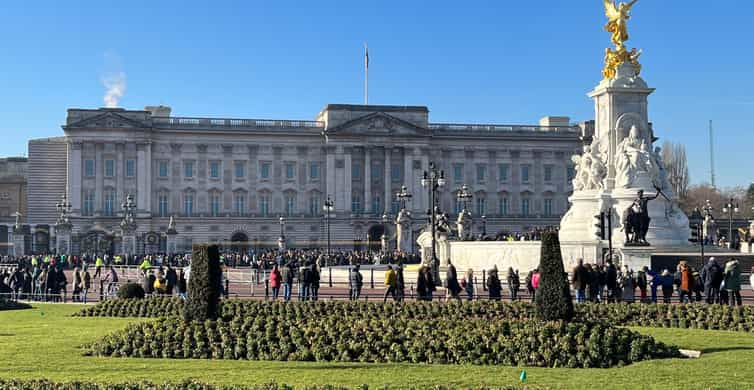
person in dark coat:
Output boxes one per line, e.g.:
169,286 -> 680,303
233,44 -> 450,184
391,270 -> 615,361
571,259 -> 589,303
445,261 -> 462,302
395,265 -> 405,302
349,265 -> 363,301
701,257 -> 723,304
605,261 -> 618,303
486,266 -> 502,301
281,262 -> 294,301
310,263 -> 320,301
507,267 -> 520,301
165,265 -> 178,296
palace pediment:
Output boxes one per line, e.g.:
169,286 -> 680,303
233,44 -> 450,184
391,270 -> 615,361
66,111 -> 150,130
325,112 -> 431,138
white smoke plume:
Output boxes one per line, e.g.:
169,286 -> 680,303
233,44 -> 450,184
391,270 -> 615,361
102,71 -> 126,108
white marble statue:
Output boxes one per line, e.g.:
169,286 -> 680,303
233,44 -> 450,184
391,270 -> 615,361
571,145 -> 606,191
703,215 -> 717,243
395,209 -> 411,252
615,125 -> 653,188
456,210 -> 472,241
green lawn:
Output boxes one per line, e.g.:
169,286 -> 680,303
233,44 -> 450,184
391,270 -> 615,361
1,304 -> 754,389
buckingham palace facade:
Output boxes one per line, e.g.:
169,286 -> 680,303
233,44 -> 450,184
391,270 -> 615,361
24,103 -> 584,255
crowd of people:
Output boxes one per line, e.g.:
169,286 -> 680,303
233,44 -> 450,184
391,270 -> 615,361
568,257 -> 749,306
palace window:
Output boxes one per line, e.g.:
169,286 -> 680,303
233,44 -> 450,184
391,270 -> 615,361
259,194 -> 270,216
285,193 -> 296,216
184,161 -> 194,178
84,159 -> 95,178
521,198 -> 530,216
352,163 -> 362,180
158,193 -> 169,217
372,195 -> 381,214
210,193 -> 221,216
234,161 -> 245,179
352,195 -> 362,213
285,162 -> 295,180
184,193 -> 194,216
521,165 -> 530,184
209,161 -> 220,179
104,159 -> 114,178
260,162 -> 271,179
544,198 -> 554,216
309,194 -> 321,216
453,163 -> 464,184
544,165 -> 553,183
103,190 -> 116,216
125,159 -> 135,178
499,197 -> 509,216
476,164 -> 487,184
158,161 -> 168,178
499,164 -> 509,182
234,193 -> 246,216
83,191 -> 95,216
476,197 -> 486,216
391,165 -> 401,183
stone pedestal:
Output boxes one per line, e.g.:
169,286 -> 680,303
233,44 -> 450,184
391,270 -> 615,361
560,63 -> 690,252
166,232 -> 178,255
278,237 -> 286,251
55,225 -> 72,255
121,234 -> 137,256
11,230 -> 25,256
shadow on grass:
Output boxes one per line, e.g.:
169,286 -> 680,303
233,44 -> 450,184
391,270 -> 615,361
701,346 -> 754,354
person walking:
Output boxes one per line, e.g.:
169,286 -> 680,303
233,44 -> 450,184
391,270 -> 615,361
507,267 -> 519,301
678,261 -> 694,303
606,261 -> 618,303
269,265 -> 282,300
636,266 -> 648,303
701,257 -> 723,304
165,265 -> 178,296
72,267 -> 82,303
310,263 -> 320,301
525,270 -> 535,302
572,259 -> 588,303
463,268 -> 475,301
383,265 -> 397,303
81,265 -> 91,303
281,262 -> 293,302
531,268 -> 541,301
349,265 -> 363,301
724,258 -> 742,307
619,266 -> 634,303
444,261 -> 462,302
486,266 -> 502,301
395,265 -> 405,302
660,269 -> 674,303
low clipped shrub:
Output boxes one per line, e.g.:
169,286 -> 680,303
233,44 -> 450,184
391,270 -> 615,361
0,298 -> 31,311
0,379 -> 546,390
83,312 -> 679,368
117,283 -> 146,300
74,298 -> 754,333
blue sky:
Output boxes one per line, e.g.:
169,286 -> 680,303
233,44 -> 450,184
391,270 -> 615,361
0,1 -> 751,188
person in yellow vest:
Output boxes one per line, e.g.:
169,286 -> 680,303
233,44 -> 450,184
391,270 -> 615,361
153,270 -> 167,295
31,256 -> 38,267
114,255 -> 122,265
139,258 -> 152,276
383,265 -> 397,303
94,257 -> 104,279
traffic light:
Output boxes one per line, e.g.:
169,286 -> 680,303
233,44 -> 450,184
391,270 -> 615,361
594,212 -> 605,240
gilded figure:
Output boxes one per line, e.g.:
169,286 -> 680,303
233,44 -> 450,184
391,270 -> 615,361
603,0 -> 638,49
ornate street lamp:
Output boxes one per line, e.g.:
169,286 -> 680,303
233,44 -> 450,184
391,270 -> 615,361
395,185 -> 413,210
722,198 -> 739,249
381,213 -> 389,255
421,162 -> 446,281
278,216 -> 286,251
456,184 -> 473,213
56,194 -> 72,226
323,196 -> 334,260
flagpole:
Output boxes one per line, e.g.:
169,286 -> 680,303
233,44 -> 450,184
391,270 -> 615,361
364,43 -> 369,105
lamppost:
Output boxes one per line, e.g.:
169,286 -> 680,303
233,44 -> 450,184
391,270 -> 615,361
396,185 -> 412,210
381,213 -> 389,255
421,162 -> 446,279
323,196 -> 334,261
278,216 -> 286,251
722,198 -> 739,249
697,200 -> 714,261
481,215 -> 487,238
456,184 -> 473,212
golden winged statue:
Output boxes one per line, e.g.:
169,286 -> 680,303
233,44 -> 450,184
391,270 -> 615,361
602,0 -> 641,80
604,0 -> 638,48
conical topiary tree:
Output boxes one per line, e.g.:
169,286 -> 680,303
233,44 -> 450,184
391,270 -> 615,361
535,230 -> 574,322
183,244 -> 222,322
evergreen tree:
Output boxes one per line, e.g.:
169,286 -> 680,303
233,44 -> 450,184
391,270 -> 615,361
535,230 -> 574,322
183,244 -> 222,322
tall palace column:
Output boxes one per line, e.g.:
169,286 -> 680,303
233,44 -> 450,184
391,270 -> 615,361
364,147 -> 372,214
384,147 -> 391,214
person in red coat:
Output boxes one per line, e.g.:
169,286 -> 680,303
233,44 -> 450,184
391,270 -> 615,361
269,265 -> 282,300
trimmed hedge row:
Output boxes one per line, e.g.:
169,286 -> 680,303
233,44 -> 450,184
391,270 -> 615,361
0,379 -> 546,390
0,298 -> 31,311
83,314 -> 679,368
74,298 -> 754,332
